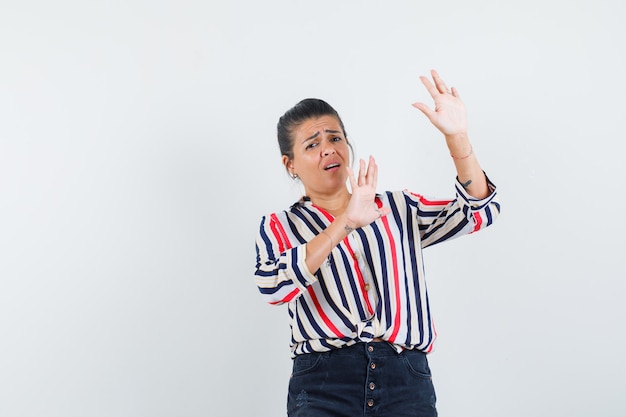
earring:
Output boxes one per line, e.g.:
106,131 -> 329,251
292,173 -> 299,179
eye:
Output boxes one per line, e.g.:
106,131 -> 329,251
331,136 -> 343,142
305,141 -> 318,150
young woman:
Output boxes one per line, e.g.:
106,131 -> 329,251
254,70 -> 501,416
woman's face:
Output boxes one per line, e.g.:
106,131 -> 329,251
284,115 -> 351,197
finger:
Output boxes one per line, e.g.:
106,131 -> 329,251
367,156 -> 378,187
346,166 -> 357,191
364,155 -> 373,179
419,75 -> 439,99
365,155 -> 376,185
431,69 -> 449,94
358,158 -> 366,186
451,86 -> 461,98
412,102 -> 436,121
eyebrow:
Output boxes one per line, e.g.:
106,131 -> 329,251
302,129 -> 343,143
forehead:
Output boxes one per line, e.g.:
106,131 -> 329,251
293,115 -> 343,139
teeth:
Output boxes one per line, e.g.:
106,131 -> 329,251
326,163 -> 339,169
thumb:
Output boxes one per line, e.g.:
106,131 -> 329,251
412,102 -> 435,121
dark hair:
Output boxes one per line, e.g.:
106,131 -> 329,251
277,98 -> 350,163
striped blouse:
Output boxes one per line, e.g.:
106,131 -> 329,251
254,176 -> 500,357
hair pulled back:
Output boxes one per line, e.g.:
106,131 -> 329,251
277,98 -> 349,162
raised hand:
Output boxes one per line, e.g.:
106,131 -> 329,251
411,69 -> 468,137
344,156 -> 391,229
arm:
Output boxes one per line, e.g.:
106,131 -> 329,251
254,214 -> 316,306
254,215 -> 351,306
408,176 -> 500,249
255,157 -> 391,306
412,69 -> 490,199
304,156 -> 391,273
446,132 -> 490,199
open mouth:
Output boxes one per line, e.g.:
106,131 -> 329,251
324,163 -> 340,171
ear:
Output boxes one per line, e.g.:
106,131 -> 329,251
282,155 -> 295,175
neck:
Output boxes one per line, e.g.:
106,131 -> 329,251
307,188 -> 351,217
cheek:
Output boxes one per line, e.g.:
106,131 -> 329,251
290,156 -> 311,173
341,146 -> 351,161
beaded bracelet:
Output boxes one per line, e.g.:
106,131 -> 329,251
450,145 -> 473,160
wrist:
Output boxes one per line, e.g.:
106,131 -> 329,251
444,132 -> 469,144
335,214 -> 356,235
445,133 -> 472,159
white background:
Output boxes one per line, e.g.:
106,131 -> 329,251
1,1 -> 625,416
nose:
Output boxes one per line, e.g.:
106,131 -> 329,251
320,142 -> 336,157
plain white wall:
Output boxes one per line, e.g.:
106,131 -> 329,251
1,1 -> 625,416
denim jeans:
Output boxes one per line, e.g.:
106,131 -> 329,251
287,342 -> 437,417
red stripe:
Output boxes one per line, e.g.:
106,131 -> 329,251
269,213 -> 300,304
426,321 -> 438,353
269,216 -> 285,253
312,204 -> 334,222
308,288 -> 345,338
471,212 -> 483,233
344,239 -> 374,316
408,192 -> 452,206
270,287 -> 300,305
270,213 -> 292,251
308,206 -> 345,337
316,202 -> 374,319
381,215 -> 402,343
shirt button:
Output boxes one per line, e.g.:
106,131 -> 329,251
367,399 -> 374,407
370,362 -> 376,370
353,252 -> 360,259
364,284 -> 370,291
369,382 -> 376,390
368,345 -> 374,352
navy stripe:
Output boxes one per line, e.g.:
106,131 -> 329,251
296,205 -> 329,230
298,300 -> 325,338
315,268 -> 355,331
327,248 -> 350,310
421,206 -> 463,242
337,245 -> 369,319
402,194 -> 419,345
257,217 -> 275,260
257,278 -> 293,295
254,180 -> 501,357
357,225 -> 383,317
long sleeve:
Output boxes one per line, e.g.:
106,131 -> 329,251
408,175 -> 500,248
253,175 -> 501,357
254,213 -> 318,306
